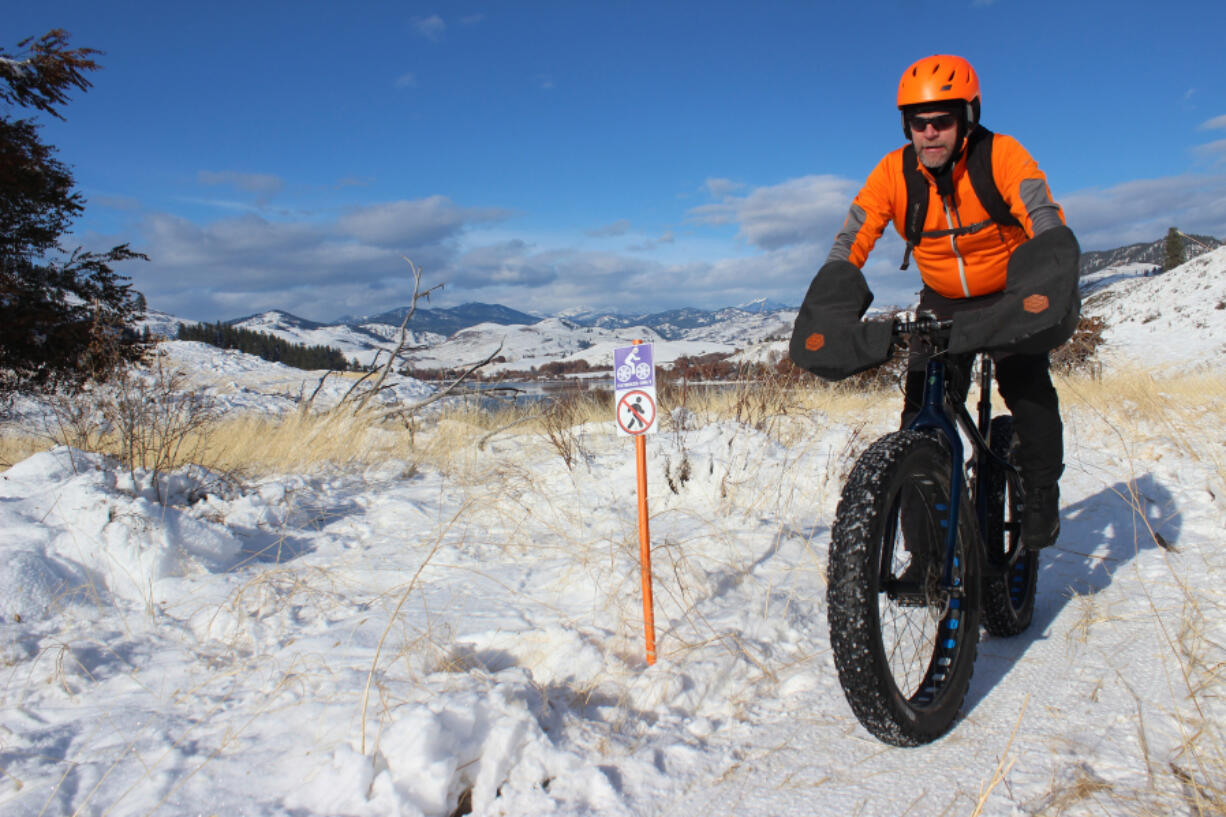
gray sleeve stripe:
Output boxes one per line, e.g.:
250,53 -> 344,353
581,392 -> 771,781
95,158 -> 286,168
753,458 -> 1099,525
827,203 -> 867,263
1020,178 -> 1062,235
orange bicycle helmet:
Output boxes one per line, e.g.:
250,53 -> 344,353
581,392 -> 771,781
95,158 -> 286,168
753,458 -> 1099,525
897,55 -> 981,137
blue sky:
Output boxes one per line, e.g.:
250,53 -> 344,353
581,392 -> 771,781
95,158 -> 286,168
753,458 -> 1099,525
7,0 -> 1226,322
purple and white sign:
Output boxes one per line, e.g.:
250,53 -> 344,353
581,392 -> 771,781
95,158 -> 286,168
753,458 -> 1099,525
614,343 -> 655,390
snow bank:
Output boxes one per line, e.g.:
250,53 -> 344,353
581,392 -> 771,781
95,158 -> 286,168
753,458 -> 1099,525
0,448 -> 244,608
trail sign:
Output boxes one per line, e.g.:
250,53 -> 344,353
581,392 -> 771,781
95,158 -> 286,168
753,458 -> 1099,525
614,343 -> 657,436
615,340 -> 659,666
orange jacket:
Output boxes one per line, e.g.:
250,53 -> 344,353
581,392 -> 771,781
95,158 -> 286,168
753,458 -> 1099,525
828,131 -> 1065,299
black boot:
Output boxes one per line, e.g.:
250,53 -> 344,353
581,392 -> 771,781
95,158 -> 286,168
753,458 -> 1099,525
1022,483 -> 1060,550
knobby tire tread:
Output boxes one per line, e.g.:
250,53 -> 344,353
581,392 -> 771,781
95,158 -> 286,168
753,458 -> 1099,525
827,430 -> 981,746
980,416 -> 1039,637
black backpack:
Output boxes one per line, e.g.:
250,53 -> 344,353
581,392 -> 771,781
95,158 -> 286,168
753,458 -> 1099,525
899,126 -> 1021,269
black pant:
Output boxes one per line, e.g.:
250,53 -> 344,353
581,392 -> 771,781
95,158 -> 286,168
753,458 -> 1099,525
900,288 -> 1064,489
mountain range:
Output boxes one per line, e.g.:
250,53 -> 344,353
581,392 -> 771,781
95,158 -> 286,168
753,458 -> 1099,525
142,233 -> 1221,372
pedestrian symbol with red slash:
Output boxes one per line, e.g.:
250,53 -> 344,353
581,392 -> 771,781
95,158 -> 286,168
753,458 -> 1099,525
617,389 -> 656,435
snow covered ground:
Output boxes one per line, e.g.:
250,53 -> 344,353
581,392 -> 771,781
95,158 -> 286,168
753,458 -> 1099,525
2,252 -> 1225,816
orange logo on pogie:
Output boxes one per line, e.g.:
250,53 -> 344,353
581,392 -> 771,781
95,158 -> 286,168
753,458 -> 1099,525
1023,294 -> 1050,314
805,333 -> 825,351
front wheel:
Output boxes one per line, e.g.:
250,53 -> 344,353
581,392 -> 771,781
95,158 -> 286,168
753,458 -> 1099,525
980,415 -> 1039,636
827,430 -> 981,746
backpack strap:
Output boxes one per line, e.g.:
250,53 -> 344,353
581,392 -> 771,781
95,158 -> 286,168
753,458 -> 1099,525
900,144 -> 928,270
898,127 -> 1022,270
964,127 -> 1022,232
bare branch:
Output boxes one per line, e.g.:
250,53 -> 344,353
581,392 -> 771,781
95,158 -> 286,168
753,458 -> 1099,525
373,342 -> 508,422
477,413 -> 540,451
304,370 -> 337,409
349,257 -> 442,414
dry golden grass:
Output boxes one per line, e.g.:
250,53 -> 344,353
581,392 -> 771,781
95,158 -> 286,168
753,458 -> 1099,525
0,433 -> 52,469
5,368 -> 1225,486
1059,369 -> 1226,431
1058,369 -> 1226,498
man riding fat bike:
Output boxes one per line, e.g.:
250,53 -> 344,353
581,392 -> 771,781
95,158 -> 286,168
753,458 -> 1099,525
789,54 -> 1081,552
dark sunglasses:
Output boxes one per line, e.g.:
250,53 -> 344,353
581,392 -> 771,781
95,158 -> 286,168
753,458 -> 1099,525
909,112 -> 959,133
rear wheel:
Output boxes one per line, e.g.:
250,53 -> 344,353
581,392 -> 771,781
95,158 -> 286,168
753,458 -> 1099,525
827,430 -> 981,746
980,416 -> 1038,636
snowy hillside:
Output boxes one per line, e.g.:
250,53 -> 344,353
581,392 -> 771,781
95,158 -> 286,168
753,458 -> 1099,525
1081,245 -> 1226,371
155,341 -> 435,414
166,306 -> 799,376
137,308 -> 195,338
401,311 -> 797,375
232,310 -> 447,369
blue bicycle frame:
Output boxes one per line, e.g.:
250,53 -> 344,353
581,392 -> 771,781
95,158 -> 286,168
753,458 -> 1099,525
906,351 -> 1024,589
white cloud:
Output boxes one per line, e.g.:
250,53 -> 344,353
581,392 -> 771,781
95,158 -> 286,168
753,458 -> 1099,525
1198,114 -> 1226,130
689,175 -> 859,251
1060,174 -> 1226,249
107,196 -> 513,321
338,196 -> 510,247
92,194 -> 143,211
586,219 -> 632,238
413,15 -> 446,40
704,178 -> 745,198
394,72 -> 417,89
89,163 -> 1226,325
627,230 -> 676,253
1194,138 -> 1226,162
197,170 -> 285,201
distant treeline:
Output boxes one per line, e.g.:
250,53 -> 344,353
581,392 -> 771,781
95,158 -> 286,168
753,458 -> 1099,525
177,322 -> 355,371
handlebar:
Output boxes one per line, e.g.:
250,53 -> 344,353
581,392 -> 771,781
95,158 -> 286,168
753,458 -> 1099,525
891,312 -> 953,342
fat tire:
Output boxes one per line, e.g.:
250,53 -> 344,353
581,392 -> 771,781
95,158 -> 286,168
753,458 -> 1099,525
827,430 -> 981,746
980,416 -> 1038,636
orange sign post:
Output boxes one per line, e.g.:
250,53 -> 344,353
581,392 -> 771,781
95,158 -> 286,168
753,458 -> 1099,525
636,433 -> 656,665
614,339 -> 658,666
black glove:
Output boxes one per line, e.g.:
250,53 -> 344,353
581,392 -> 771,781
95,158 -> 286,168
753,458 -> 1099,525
789,260 -> 894,381
948,225 -> 1081,355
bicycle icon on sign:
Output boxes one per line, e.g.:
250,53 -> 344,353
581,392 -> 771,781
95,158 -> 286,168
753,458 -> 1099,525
617,347 -> 651,384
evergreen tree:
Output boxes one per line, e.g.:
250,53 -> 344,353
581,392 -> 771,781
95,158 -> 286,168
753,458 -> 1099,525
1,30 -> 150,397
177,322 -> 351,371
1163,227 -> 1185,272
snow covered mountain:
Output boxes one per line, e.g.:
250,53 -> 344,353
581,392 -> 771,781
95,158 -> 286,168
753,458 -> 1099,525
338,301 -> 542,336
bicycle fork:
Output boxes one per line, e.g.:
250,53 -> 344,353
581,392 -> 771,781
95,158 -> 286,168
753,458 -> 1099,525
907,357 -> 964,592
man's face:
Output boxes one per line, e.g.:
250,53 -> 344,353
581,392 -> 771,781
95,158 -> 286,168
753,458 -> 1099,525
908,109 -> 960,169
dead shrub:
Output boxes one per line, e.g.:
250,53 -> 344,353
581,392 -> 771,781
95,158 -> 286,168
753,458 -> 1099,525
1051,316 -> 1107,376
